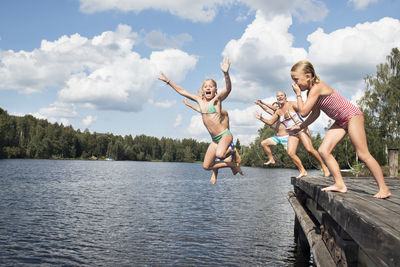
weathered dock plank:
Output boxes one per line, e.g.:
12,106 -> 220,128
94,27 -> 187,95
290,175 -> 400,267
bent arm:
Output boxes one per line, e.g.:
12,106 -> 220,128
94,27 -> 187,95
255,112 -> 279,126
299,106 -> 320,130
292,83 -> 321,117
184,99 -> 200,113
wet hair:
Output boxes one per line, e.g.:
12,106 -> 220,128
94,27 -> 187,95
291,60 -> 320,85
202,78 -> 217,88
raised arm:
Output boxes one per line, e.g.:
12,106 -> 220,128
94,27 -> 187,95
255,100 -> 276,115
159,72 -> 199,102
216,58 -> 232,101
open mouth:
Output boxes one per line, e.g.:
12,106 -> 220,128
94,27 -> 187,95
205,91 -> 212,97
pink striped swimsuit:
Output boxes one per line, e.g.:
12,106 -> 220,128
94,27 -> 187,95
315,90 -> 363,129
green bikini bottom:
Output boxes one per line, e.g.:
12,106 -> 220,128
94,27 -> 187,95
212,129 -> 232,144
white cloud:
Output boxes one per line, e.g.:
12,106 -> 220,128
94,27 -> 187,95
240,0 -> 328,22
223,14 -> 400,103
148,98 -> 176,108
173,114 -> 182,128
82,115 -> 96,127
186,114 -> 207,135
0,25 -> 139,94
223,11 -> 307,100
38,102 -> 78,118
307,17 -> 400,96
79,0 -> 227,22
348,0 -> 379,10
0,25 -> 198,113
78,0 -> 328,23
60,118 -> 70,126
145,30 -> 192,49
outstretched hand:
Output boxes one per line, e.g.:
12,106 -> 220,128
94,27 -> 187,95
254,111 -> 262,120
254,99 -> 263,106
292,82 -> 301,95
158,72 -> 169,84
220,57 -> 230,73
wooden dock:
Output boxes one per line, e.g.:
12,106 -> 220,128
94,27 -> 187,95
287,175 -> 400,267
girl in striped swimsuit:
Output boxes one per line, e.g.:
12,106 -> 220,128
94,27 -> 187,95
290,60 -> 391,199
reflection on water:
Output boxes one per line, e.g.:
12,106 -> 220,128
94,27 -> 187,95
0,159 -> 317,266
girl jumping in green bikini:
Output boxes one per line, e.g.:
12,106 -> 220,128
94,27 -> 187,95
159,58 -> 243,184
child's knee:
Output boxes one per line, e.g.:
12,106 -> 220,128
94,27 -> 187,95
287,150 -> 296,158
261,140 -> 269,147
203,163 -> 212,170
318,147 -> 328,158
357,151 -> 372,162
215,150 -> 225,159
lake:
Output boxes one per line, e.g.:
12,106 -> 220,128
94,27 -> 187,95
0,159 -> 319,266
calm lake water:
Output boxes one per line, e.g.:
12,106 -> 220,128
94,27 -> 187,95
0,159 -> 319,266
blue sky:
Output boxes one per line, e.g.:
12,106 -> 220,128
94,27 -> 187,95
1,0 -> 399,145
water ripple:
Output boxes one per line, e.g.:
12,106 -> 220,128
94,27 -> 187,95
0,159 -> 315,266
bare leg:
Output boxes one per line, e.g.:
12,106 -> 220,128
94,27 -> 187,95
287,136 -> 307,178
318,126 -> 348,193
298,130 -> 330,177
210,169 -> 218,184
215,134 -> 233,159
261,138 -> 276,165
215,134 -> 243,175
348,116 -> 391,198
203,141 -> 243,183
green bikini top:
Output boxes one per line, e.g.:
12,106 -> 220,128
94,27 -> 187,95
199,102 -> 217,114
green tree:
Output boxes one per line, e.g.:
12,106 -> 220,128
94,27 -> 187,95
359,47 -> 400,150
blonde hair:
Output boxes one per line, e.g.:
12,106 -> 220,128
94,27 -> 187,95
202,78 -> 217,88
276,91 -> 286,97
291,60 -> 320,85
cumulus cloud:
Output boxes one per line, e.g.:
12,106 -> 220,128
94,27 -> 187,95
173,114 -> 182,128
240,0 -> 328,22
82,115 -> 96,127
0,24 -> 198,112
38,102 -> 78,118
348,0 -> 379,10
307,17 -> 400,95
223,11 -> 307,101
186,114 -> 207,135
148,98 -> 176,108
78,0 -> 327,23
79,0 -> 226,22
145,30 -> 192,49
222,14 -> 400,103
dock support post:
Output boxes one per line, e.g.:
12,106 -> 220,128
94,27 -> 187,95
287,191 -> 336,267
388,148 -> 398,177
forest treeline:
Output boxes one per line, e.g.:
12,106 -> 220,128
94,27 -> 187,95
1,48 -> 399,169
0,108 -> 210,162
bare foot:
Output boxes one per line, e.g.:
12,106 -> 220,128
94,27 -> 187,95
321,184 -> 347,193
373,189 -> 391,199
321,167 -> 330,177
264,159 -> 275,166
234,149 -> 242,165
296,170 -> 307,178
236,164 -> 244,176
210,169 -> 218,184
